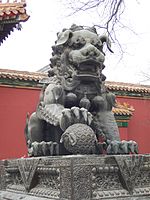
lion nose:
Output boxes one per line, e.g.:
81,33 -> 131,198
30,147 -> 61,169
82,45 -> 100,58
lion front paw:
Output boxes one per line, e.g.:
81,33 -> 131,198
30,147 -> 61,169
59,106 -> 93,131
29,141 -> 59,157
107,140 -> 138,155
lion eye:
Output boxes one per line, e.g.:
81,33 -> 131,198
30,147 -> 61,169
72,36 -> 86,49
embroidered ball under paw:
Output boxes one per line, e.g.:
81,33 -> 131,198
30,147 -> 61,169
60,123 -> 98,154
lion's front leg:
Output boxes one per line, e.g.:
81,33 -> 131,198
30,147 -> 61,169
26,112 -> 46,143
25,112 -> 47,156
95,111 -> 120,142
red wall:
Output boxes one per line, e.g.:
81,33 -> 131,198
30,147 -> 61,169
119,127 -> 128,141
0,86 -> 40,160
117,96 -> 150,154
0,85 -> 150,159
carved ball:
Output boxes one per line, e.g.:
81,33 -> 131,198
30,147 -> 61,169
61,123 -> 98,154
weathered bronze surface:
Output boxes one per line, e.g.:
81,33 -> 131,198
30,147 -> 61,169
25,24 -> 138,156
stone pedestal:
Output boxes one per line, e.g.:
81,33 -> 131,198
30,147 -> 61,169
1,155 -> 150,199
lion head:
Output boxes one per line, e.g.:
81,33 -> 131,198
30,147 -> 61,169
49,24 -> 113,87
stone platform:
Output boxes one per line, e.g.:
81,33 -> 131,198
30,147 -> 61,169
1,154 -> 150,200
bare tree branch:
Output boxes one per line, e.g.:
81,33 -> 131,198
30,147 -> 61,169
139,71 -> 150,83
62,0 -> 137,56
64,0 -> 125,38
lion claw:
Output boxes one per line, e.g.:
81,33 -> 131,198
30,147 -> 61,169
60,107 -> 93,131
107,140 -> 138,155
30,141 -> 59,156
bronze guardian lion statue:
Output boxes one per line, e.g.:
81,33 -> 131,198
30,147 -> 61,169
25,24 -> 138,156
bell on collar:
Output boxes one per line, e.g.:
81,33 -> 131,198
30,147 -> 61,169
79,94 -> 91,110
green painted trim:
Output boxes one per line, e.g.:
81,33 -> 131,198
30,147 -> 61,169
117,121 -> 128,127
115,115 -> 131,127
0,19 -> 18,24
115,115 -> 131,120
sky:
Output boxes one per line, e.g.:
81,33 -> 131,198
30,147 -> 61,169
0,0 -> 150,84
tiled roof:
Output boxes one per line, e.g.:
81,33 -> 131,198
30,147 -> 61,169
0,68 -> 47,82
0,0 -> 29,44
0,69 -> 150,95
0,0 -> 29,21
113,102 -> 134,116
106,81 -> 150,94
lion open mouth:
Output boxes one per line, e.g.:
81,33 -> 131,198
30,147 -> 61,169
75,59 -> 101,80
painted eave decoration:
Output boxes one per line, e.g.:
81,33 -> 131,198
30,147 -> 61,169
113,102 -> 135,127
0,0 -> 29,44
113,102 -> 135,117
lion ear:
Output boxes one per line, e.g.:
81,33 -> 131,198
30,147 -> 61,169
56,30 -> 73,46
99,35 -> 114,53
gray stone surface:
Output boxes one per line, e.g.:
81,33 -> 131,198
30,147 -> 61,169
1,155 -> 150,199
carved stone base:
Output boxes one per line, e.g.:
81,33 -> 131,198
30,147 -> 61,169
1,155 -> 150,199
